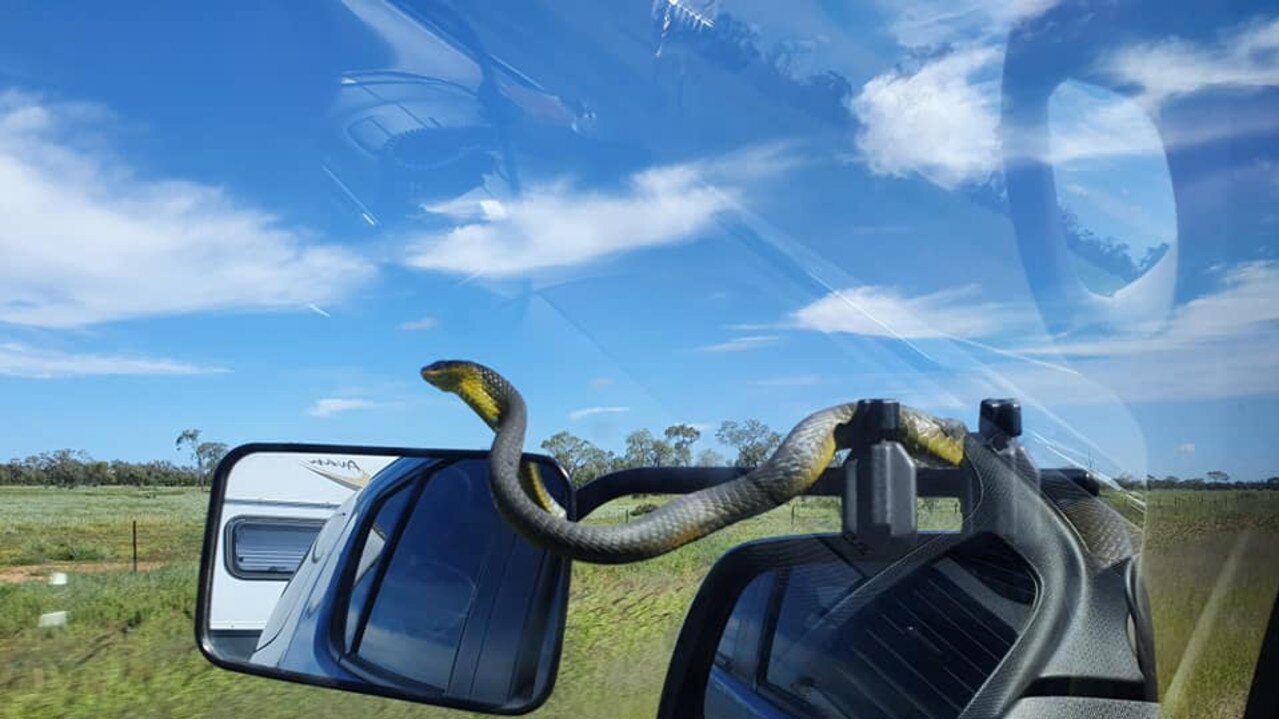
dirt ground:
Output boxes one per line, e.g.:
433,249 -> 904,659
0,561 -> 165,584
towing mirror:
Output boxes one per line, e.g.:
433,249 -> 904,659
196,443 -> 573,715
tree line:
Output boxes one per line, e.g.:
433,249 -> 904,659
541,419 -> 783,487
0,429 -> 227,488
3,421 -> 1277,491
1114,473 -> 1279,491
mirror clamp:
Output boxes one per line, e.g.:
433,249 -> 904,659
840,400 -> 917,555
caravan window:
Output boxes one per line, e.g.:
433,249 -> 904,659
226,517 -> 327,580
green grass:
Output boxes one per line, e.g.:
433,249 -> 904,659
0,486 -> 207,567
0,487 -> 1274,718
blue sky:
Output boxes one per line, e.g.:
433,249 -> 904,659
0,0 -> 1276,484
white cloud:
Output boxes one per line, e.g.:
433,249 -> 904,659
308,398 -> 380,418
1046,82 -> 1169,164
403,146 -> 793,278
0,342 -> 226,378
404,164 -> 732,277
589,377 -> 613,389
882,0 -> 1059,48
851,47 -> 1002,189
1010,261 -> 1279,402
0,90 -> 374,328
851,5 -> 1279,189
694,335 -> 781,353
849,1 -> 1063,187
307,304 -> 332,318
568,406 -> 631,421
1019,262 -> 1279,358
1107,17 -> 1279,108
1177,443 -> 1197,455
399,316 -> 438,331
791,285 -> 1024,339
849,46 -> 1169,189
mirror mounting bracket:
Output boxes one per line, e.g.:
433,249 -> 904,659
838,399 -> 917,555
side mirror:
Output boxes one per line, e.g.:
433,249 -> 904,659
196,443 -> 573,714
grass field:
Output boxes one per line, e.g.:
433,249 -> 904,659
1,486 -> 1275,718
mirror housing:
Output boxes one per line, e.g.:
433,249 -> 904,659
661,532 -> 1039,719
196,443 -> 573,715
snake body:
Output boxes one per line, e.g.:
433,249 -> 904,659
422,360 -> 965,564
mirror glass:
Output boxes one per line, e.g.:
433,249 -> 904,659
198,446 -> 572,714
1048,81 -> 1176,299
702,535 -> 1036,719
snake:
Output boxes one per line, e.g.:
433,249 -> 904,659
421,359 -> 968,564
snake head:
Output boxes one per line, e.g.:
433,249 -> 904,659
421,360 -> 506,429
420,360 -> 471,391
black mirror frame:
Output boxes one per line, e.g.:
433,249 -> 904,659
655,531 -> 968,718
194,442 -> 575,716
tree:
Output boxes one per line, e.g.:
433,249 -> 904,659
539,432 -> 619,487
577,445 -> 620,486
623,429 -> 677,468
664,424 -> 702,466
716,419 -> 782,468
541,432 -> 593,480
696,448 -> 727,467
1206,470 -> 1230,484
176,429 -> 227,487
197,442 -> 228,476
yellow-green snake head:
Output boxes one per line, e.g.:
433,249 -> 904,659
421,360 -> 567,518
421,360 -> 507,430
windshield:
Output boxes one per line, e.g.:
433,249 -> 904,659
1,1 -> 1274,718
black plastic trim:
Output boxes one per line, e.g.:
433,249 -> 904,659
576,465 -> 971,518
1244,589 -> 1279,719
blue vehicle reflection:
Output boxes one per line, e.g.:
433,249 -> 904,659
239,453 -> 571,712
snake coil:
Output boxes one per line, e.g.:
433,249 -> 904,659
422,359 -> 966,564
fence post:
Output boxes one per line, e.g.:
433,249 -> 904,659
791,503 -> 796,527
132,520 -> 138,573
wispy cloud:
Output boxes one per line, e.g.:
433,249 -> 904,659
0,342 -> 227,378
880,0 -> 1059,48
568,406 -> 631,421
403,146 -> 793,278
0,90 -> 374,328
791,285 -> 1024,339
1006,261 -> 1279,403
399,316 -> 438,331
308,397 -> 381,418
307,304 -> 332,318
405,164 -> 729,277
1019,262 -> 1279,358
694,335 -> 781,353
1106,17 -> 1279,108
1177,443 -> 1196,455
589,377 -> 613,389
